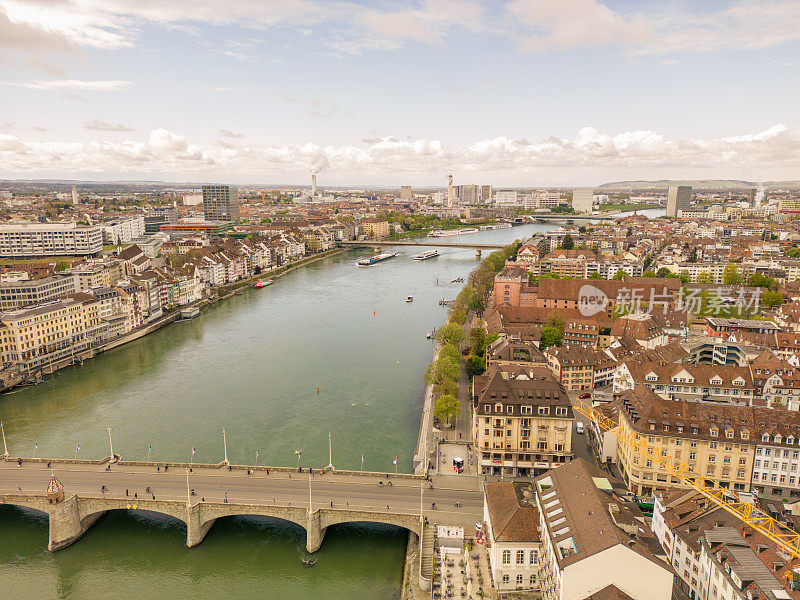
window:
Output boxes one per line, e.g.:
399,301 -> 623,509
529,550 -> 538,563
502,550 -> 511,565
502,574 -> 509,584
516,550 -> 525,565
516,574 -> 523,585
538,407 -> 550,416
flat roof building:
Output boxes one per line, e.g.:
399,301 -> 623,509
202,185 -> 239,222
666,185 -> 692,218
0,223 -> 103,257
0,275 -> 77,310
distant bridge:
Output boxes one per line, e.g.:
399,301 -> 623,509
339,240 -> 507,250
0,457 -> 482,556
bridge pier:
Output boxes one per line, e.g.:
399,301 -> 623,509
185,503 -> 215,548
48,495 -> 106,552
305,510 -> 326,553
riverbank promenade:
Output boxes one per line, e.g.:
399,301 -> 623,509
0,457 -> 483,553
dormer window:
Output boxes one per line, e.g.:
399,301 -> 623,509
495,403 -> 503,412
484,405 -> 492,413
763,433 -> 770,442
775,434 -> 782,444
711,427 -> 719,437
726,429 -> 734,439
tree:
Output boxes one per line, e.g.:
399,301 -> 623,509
466,354 -> 486,377
678,271 -> 690,284
561,235 -> 574,250
656,267 -> 672,278
469,326 -> 486,355
434,394 -> 461,427
467,289 -> 487,315
612,270 -> 626,280
723,264 -> 742,286
748,273 -> 778,291
545,312 -> 565,333
539,326 -> 562,350
587,272 -> 603,280
642,270 -> 656,277
440,344 -> 461,363
688,247 -> 698,263
787,247 -> 800,258
761,290 -> 784,308
578,226 -> 587,234
696,272 -> 714,284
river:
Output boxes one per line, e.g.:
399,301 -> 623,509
0,222 -> 568,600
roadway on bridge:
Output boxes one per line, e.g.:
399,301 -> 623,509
1,460 -> 483,528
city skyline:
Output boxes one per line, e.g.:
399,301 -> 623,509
1,0 -> 800,185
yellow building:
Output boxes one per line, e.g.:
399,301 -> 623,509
615,387 -> 754,498
0,299 -> 90,370
361,219 -> 390,239
473,366 -> 574,477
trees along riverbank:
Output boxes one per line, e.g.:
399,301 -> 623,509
426,240 -> 522,427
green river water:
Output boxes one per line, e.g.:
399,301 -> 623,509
0,223 -> 565,600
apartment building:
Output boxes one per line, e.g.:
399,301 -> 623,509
202,185 -> 239,221
0,275 -> 77,310
0,299 -> 91,370
473,366 -> 574,477
651,491 -> 760,600
544,346 -> 597,391
66,261 -> 124,292
99,217 -> 145,244
585,260 -> 644,279
0,223 -> 103,257
614,387 -> 755,498
614,360 -> 757,404
533,459 -> 674,600
360,218 -> 390,239
483,481 -> 542,595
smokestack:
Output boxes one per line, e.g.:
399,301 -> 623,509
312,173 -> 317,197
447,174 -> 454,207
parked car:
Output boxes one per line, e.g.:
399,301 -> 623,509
579,393 -> 591,399
576,422 -> 585,434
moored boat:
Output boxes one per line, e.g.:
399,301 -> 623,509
254,279 -> 273,289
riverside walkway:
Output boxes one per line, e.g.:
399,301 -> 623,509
0,457 -> 483,554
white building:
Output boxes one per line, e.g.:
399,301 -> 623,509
484,481 -> 542,594
571,188 -> 594,213
494,190 -> 519,205
0,222 -> 103,257
534,459 -> 674,600
100,217 -> 146,244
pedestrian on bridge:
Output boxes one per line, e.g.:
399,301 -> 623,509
125,489 -> 128,496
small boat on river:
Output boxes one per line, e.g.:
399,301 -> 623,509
254,279 -> 273,289
406,296 -> 414,302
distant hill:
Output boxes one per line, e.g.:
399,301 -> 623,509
598,180 -> 800,191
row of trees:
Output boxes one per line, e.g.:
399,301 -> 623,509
427,240 -> 522,426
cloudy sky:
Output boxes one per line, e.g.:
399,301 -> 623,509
1,0 -> 800,186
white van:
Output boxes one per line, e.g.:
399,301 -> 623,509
576,422 -> 584,434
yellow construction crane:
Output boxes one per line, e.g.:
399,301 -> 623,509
574,399 -> 800,561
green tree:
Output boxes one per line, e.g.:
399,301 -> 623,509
787,247 -> 800,258
439,344 -> 461,364
469,326 -> 487,355
656,267 -> 671,278
678,271 -> 690,284
723,265 -> 742,285
696,272 -> 714,284
434,394 -> 461,427
748,273 -> 778,290
761,290 -> 784,308
642,270 -> 656,277
56,260 -> 70,271
545,312 -> 565,333
561,234 -> 574,250
539,326 -> 562,350
612,270 -> 626,280
467,289 -> 487,315
578,226 -> 587,234
465,354 -> 486,377
587,272 -> 603,280
433,378 -> 458,398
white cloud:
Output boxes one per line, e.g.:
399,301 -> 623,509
2,124 -> 800,181
218,129 -> 243,138
3,0 -> 799,62
83,118 -> 133,131
1,79 -> 133,91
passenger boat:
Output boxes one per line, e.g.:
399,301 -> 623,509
254,279 -> 273,289
357,252 -> 398,267
427,228 -> 479,237
413,250 -> 439,261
